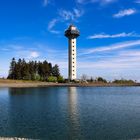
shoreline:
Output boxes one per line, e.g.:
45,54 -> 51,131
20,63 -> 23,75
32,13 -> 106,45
0,79 -> 140,88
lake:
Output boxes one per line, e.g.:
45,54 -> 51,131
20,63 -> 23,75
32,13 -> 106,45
0,87 -> 140,140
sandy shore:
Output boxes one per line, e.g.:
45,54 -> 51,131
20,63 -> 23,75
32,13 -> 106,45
0,79 -> 140,88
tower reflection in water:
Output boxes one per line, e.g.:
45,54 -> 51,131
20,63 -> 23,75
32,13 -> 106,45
68,87 -> 83,139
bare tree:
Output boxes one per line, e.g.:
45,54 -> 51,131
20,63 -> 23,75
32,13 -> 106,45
81,74 -> 88,81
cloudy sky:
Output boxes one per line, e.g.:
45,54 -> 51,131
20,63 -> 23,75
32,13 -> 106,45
0,0 -> 140,81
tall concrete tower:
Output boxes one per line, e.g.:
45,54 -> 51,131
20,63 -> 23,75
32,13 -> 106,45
65,25 -> 80,81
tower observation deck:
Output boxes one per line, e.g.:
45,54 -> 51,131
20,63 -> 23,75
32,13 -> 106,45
65,25 -> 80,81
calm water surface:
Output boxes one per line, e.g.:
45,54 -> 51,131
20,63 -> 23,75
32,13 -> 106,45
0,87 -> 140,139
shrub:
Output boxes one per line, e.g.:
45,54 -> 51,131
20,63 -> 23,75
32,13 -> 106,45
112,79 -> 135,84
97,77 -> 107,83
57,76 -> 64,83
47,76 -> 57,82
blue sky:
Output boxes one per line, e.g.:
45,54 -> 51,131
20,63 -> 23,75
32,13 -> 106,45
0,0 -> 140,81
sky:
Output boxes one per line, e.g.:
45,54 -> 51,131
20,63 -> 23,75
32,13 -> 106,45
0,0 -> 140,81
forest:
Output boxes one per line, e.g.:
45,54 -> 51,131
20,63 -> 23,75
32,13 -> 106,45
7,58 -> 64,82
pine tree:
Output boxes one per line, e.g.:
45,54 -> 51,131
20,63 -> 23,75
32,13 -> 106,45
52,64 -> 60,78
21,59 -> 30,80
8,58 -> 16,79
48,63 -> 52,76
29,61 -> 35,80
42,60 -> 50,80
37,61 -> 42,80
15,59 -> 22,80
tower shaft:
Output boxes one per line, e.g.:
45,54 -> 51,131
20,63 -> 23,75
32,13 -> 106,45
68,38 -> 76,80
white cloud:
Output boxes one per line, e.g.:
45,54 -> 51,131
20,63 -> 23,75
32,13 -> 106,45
113,9 -> 137,18
76,0 -> 116,5
14,50 -> 40,59
43,0 -> 49,6
101,0 -> 116,5
135,0 -> 140,4
88,32 -> 140,39
29,51 -> 40,59
0,48 -> 10,51
59,10 -> 74,21
59,8 -> 83,21
48,19 -> 57,29
77,58 -> 140,69
120,50 -> 140,57
48,19 -> 60,34
80,40 -> 140,55
74,8 -> 83,18
5,44 -> 40,59
78,49 -> 140,70
47,8 -> 83,34
77,0 -> 84,4
49,30 -> 60,34
76,48 -> 140,81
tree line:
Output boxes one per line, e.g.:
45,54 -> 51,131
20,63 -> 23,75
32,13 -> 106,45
7,58 -> 63,82
81,74 -> 136,84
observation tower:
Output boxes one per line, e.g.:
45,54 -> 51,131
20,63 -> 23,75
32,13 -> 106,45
65,25 -> 80,81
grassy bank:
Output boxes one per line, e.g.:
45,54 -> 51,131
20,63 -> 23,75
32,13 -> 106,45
0,79 -> 140,88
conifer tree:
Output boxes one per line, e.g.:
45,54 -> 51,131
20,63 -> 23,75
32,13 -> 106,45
8,58 -> 16,79
52,64 -> 60,78
15,58 -> 22,79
